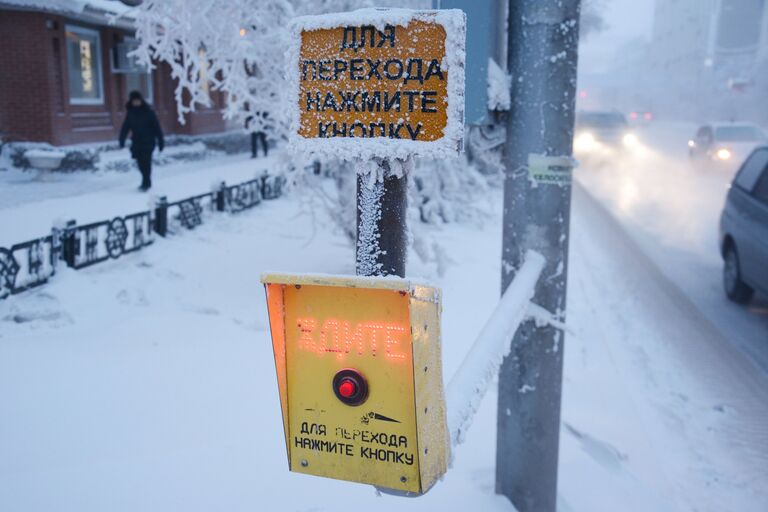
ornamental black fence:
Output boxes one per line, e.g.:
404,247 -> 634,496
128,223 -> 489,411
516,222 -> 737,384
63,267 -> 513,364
0,174 -> 286,300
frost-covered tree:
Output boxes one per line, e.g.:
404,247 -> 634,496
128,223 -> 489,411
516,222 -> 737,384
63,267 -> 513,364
131,0 -> 488,277
131,0 -> 428,135
132,0 -> 292,134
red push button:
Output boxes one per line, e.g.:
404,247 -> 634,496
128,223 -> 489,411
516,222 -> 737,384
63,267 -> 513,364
332,369 -> 368,406
338,379 -> 357,398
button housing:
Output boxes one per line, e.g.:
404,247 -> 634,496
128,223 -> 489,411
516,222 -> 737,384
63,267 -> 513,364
333,368 -> 368,406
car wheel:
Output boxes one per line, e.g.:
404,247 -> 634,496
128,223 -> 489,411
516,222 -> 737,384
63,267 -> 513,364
723,244 -> 754,304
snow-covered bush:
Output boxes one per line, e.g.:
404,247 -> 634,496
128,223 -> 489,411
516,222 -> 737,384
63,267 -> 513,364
411,157 -> 493,225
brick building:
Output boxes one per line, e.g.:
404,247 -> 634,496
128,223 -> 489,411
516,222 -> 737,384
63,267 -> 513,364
0,0 -> 229,147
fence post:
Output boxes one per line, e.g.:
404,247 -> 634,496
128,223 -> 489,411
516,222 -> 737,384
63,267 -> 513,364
216,181 -> 227,211
154,196 -> 168,237
50,224 -> 62,269
61,219 -> 77,268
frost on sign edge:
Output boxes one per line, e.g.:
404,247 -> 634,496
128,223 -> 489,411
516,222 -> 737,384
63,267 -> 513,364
287,8 -> 466,162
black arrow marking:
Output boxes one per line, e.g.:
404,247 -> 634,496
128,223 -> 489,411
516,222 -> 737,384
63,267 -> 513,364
373,413 -> 400,423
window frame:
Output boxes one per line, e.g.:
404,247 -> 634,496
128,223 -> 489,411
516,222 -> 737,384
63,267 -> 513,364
733,148 -> 768,194
125,70 -> 154,105
750,166 -> 768,206
65,24 -> 105,106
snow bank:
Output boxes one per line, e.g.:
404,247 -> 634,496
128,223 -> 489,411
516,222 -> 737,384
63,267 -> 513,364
23,149 -> 67,160
487,58 -> 510,111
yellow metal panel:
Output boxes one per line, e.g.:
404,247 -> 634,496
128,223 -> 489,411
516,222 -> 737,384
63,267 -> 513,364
410,285 -> 450,492
261,273 -> 448,495
283,284 -> 421,492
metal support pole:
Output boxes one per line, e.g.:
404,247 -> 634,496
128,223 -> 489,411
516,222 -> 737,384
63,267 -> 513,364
355,160 -> 408,278
496,1 -> 580,511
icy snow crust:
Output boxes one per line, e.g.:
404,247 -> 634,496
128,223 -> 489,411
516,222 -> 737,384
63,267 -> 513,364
260,271 -> 436,291
287,8 -> 466,161
486,58 -> 511,111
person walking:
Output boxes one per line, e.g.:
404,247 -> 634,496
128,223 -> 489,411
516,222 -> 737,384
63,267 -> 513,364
245,111 -> 269,158
251,129 -> 268,158
119,90 -> 164,191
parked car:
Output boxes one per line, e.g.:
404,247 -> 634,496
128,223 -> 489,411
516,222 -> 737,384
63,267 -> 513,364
574,111 -> 640,153
719,145 -> 768,303
689,123 -> 767,169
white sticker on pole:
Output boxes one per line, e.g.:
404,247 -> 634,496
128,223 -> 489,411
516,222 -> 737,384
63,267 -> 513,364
527,154 -> 577,186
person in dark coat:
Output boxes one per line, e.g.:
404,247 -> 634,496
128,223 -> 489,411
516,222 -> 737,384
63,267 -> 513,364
119,90 -> 164,190
245,111 -> 268,158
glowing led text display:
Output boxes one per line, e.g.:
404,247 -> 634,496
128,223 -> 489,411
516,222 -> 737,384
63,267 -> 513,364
297,318 -> 407,361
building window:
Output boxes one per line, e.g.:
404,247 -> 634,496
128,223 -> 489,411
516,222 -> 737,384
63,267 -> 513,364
126,72 -> 153,105
112,36 -> 153,105
65,25 -> 104,104
198,47 -> 211,106
716,0 -> 765,51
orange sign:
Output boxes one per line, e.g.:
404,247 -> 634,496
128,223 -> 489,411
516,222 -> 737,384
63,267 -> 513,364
290,10 -> 465,157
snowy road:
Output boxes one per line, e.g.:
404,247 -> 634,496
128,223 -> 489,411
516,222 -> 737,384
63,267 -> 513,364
562,184 -> 768,511
576,121 -> 768,374
1,154 -> 766,511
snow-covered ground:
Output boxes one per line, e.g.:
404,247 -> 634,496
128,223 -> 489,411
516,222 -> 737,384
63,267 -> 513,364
575,121 -> 768,373
0,152 -> 277,246
1,151 -> 766,511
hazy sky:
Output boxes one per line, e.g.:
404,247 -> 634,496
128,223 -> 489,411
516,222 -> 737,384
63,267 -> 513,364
580,0 -> 656,73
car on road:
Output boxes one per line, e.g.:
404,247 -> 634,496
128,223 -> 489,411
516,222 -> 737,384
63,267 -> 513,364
719,145 -> 768,303
689,123 -> 767,169
574,111 -> 640,153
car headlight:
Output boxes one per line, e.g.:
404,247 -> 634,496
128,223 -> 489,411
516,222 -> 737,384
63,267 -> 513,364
623,133 -> 639,147
575,132 -> 596,151
716,148 -> 732,160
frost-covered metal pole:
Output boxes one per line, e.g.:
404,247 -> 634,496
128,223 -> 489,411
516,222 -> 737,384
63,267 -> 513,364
496,1 -> 580,511
355,159 -> 408,278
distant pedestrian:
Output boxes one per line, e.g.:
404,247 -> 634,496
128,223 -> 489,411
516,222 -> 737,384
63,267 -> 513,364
245,111 -> 269,158
119,90 -> 164,191
251,130 -> 268,158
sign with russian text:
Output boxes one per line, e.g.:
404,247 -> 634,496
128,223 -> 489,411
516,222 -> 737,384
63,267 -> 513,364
288,9 -> 466,159
262,273 -> 449,496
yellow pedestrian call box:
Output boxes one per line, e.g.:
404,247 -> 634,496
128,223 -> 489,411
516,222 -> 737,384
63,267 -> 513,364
261,273 -> 449,496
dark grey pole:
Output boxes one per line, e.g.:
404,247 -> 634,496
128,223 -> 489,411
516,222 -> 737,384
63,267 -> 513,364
496,1 -> 580,511
355,161 -> 407,278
